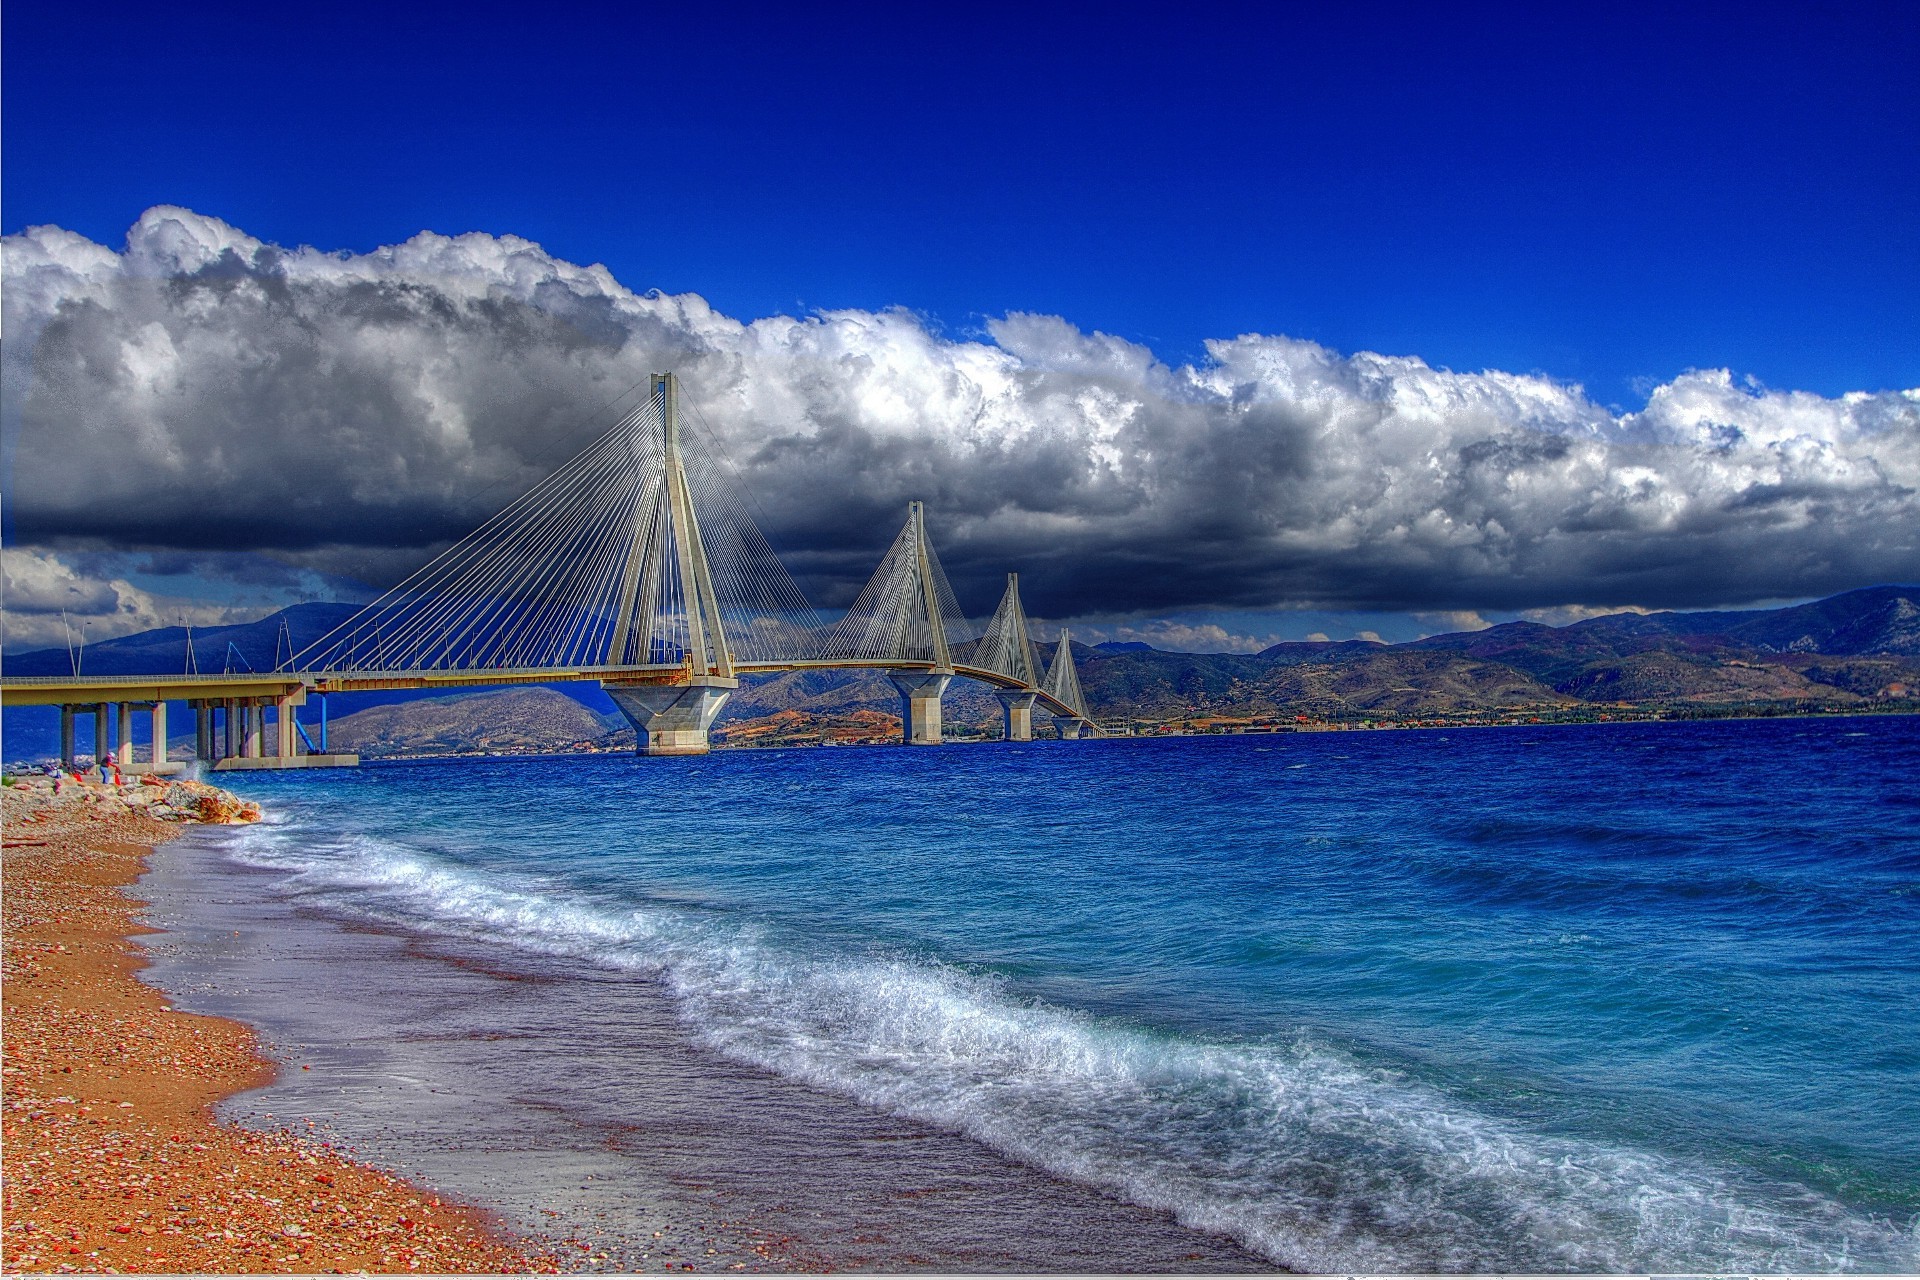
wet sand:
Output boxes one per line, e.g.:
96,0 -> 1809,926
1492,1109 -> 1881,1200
141,827 -> 1277,1274
6,773 -> 1277,1274
0,775 -> 550,1274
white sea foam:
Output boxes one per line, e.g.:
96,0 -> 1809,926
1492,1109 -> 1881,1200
218,817 -> 1920,1273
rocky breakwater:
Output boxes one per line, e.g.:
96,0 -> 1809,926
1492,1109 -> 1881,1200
4,773 -> 263,829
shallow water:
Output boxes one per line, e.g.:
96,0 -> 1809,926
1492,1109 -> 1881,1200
140,717 -> 1920,1271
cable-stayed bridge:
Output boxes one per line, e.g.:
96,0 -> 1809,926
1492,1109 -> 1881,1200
4,374 -> 1097,766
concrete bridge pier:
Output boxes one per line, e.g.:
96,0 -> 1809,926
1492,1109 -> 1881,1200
203,687 -> 347,771
891,671 -> 952,745
115,703 -> 136,770
194,702 -> 213,763
606,678 -> 738,756
60,706 -> 77,770
241,702 -> 263,759
92,704 -> 109,767
275,695 -> 297,758
119,701 -> 179,775
1053,716 -> 1085,740
998,691 -> 1037,742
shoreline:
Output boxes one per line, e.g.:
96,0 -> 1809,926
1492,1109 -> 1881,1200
9,773 -> 1274,1275
258,704 -> 1920,767
0,775 -> 555,1274
131,785 -> 1279,1274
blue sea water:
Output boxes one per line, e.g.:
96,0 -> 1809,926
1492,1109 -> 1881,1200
194,717 -> 1919,1271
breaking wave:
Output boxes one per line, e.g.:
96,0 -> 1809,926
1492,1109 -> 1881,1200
215,815 -> 1919,1273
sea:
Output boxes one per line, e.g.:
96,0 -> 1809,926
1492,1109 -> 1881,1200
135,716 -> 1920,1273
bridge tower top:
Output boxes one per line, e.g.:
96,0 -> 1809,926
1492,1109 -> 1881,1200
1042,628 -> 1089,721
611,371 -> 734,679
907,501 -> 953,672
821,501 -> 971,669
974,572 -> 1040,687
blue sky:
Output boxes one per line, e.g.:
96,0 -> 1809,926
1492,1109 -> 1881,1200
7,1 -> 1915,408
4,2 -> 1917,652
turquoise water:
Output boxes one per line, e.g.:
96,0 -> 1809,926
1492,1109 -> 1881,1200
209,716 -> 1920,1271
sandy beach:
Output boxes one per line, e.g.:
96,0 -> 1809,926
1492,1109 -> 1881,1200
0,773 -> 553,1274
6,767 -> 1275,1276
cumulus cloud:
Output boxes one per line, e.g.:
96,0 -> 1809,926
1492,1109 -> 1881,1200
1416,610 -> 1495,634
0,548 -> 262,648
1073,620 -> 1285,654
4,207 -> 1917,627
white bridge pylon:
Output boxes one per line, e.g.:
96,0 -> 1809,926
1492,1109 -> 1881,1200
296,372 -> 1094,754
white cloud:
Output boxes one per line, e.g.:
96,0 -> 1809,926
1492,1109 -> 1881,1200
0,548 -> 258,648
4,207 -> 1917,624
1074,620 -> 1284,654
1416,610 -> 1495,634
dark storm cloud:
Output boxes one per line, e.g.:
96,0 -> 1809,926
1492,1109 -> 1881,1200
4,207 -> 1917,631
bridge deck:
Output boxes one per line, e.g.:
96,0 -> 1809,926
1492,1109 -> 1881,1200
0,660 -> 1084,720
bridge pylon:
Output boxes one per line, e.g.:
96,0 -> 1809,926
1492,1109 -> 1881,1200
602,372 -> 739,756
977,573 -> 1042,742
823,501 -> 972,745
1041,629 -> 1093,738
888,501 -> 955,745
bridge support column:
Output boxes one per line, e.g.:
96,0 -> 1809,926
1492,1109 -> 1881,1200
605,678 -> 738,756
92,704 -> 109,769
890,672 -> 952,746
1053,716 -> 1085,740
194,702 -> 213,763
998,691 -> 1038,742
144,702 -> 168,772
275,696 -> 295,758
113,702 -> 134,771
60,706 -> 77,770
242,702 -> 263,759
222,701 -> 237,762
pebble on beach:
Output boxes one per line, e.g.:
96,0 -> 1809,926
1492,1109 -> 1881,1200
1,773 -> 561,1275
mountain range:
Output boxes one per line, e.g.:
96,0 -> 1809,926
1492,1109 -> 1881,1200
4,586 -> 1916,760
1073,586 -> 1919,722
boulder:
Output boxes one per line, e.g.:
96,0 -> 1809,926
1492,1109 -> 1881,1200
193,793 -> 242,823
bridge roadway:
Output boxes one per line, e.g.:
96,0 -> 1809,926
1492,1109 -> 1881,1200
0,658 -> 1086,772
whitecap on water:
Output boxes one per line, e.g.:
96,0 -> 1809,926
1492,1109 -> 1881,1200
213,816 -> 1919,1275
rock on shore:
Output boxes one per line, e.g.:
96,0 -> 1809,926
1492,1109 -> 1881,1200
5,774 -> 262,827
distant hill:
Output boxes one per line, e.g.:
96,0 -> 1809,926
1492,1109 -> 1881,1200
718,667 -> 1003,727
325,687 -> 622,758
4,602 -> 361,678
1680,585 -> 1920,655
1079,586 -> 1920,721
5,585 -> 1916,761
1412,585 -> 1920,661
